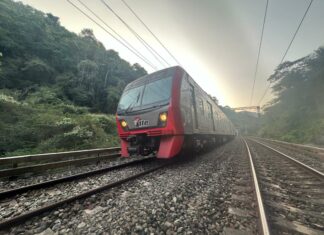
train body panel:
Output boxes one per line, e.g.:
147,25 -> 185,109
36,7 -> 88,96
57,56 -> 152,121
116,66 -> 235,158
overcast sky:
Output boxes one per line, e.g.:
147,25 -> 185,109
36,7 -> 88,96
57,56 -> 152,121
19,0 -> 324,107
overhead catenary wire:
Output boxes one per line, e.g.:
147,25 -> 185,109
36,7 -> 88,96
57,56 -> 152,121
258,0 -> 314,106
101,0 -> 168,68
249,0 -> 269,106
66,0 -> 158,70
75,0 -> 158,70
120,0 -> 182,67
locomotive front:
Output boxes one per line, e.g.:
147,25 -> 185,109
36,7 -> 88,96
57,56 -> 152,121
116,67 -> 184,159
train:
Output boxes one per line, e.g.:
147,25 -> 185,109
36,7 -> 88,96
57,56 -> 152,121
116,66 -> 236,158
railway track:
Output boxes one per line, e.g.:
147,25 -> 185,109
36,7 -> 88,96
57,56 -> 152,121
0,147 -> 121,178
0,156 -> 168,231
215,138 -> 267,234
0,157 -> 155,200
244,138 -> 324,235
250,136 -> 324,173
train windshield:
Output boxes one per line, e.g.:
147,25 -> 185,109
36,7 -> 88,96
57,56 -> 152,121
117,76 -> 173,114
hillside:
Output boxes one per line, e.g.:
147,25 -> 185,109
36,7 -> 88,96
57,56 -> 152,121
221,106 -> 260,135
0,0 -> 146,156
222,46 -> 324,147
258,47 -> 324,145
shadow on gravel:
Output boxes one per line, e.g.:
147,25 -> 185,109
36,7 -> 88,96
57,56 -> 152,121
162,139 -> 234,168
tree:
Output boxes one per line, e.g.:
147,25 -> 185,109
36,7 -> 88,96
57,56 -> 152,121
46,13 -> 59,25
21,58 -> 54,85
0,0 -> 147,113
80,28 -> 96,41
77,59 -> 98,88
259,47 -> 324,144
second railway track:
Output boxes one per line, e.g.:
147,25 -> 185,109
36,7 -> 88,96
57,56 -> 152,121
250,136 -> 324,174
245,138 -> 324,235
0,156 -> 165,230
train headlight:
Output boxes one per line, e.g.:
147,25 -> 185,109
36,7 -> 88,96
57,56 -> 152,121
159,112 -> 168,122
120,120 -> 128,128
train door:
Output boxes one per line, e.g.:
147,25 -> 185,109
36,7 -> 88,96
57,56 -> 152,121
189,84 -> 198,129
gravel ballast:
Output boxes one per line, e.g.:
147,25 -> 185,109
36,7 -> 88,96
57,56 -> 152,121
2,138 -> 264,234
0,155 -> 144,191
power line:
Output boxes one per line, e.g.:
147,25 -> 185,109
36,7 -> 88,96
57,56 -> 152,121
101,0 -> 168,68
258,0 -> 314,106
66,0 -> 158,70
120,0 -> 182,66
249,0 -> 269,106
75,0 -> 158,70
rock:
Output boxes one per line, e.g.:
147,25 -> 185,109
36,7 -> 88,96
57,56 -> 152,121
72,204 -> 81,212
52,223 -> 61,231
47,189 -> 61,196
77,222 -> 86,229
164,221 -> 172,228
143,181 -> 152,187
135,225 -> 143,231
84,206 -> 104,215
9,199 -> 18,207
174,219 -> 181,226
54,219 -> 61,224
177,227 -> 184,233
35,228 -> 55,235
121,191 -> 131,198
172,197 -> 177,203
3,210 -> 14,218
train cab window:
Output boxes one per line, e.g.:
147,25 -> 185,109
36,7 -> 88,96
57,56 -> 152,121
198,99 -> 204,115
141,76 -> 173,106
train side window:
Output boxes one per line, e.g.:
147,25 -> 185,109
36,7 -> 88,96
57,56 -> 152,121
206,102 -> 212,119
198,98 -> 204,115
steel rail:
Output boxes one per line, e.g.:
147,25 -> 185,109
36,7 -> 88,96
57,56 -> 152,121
0,157 -> 155,199
0,153 -> 120,178
0,147 -> 121,165
242,138 -> 270,235
0,160 -> 167,230
249,138 -> 324,179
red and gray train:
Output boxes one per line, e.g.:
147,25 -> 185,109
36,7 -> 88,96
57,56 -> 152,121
116,66 -> 236,158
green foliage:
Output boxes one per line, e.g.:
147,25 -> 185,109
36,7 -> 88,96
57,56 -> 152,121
21,58 -> 54,85
259,47 -> 324,145
0,0 -> 148,155
0,0 -> 147,113
0,91 -> 119,156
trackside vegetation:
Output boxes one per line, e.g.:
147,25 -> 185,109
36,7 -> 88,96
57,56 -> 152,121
224,47 -> 324,146
0,0 -> 146,156
258,47 -> 324,145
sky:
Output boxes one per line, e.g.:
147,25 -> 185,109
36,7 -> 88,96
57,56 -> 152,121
19,0 -> 324,107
